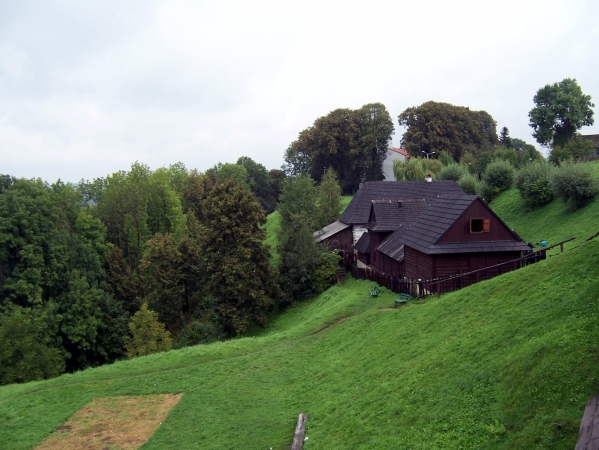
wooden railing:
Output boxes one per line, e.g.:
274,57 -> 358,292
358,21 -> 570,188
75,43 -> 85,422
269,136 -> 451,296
348,237 -> 575,298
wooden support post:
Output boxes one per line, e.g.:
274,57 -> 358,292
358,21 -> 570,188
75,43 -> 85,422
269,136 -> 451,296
291,413 -> 309,450
576,396 -> 599,449
560,243 -> 564,252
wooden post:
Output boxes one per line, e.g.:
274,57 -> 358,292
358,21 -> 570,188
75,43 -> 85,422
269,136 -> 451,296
560,242 -> 564,253
576,396 -> 599,449
291,413 -> 309,450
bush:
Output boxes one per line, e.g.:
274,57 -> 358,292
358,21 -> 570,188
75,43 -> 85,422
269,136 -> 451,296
550,162 -> 599,208
549,134 -> 595,164
312,249 -> 342,294
475,181 -> 494,203
458,173 -> 478,194
483,160 -> 515,194
176,321 -> 224,348
515,161 -> 555,207
439,163 -> 468,181
125,303 -> 172,358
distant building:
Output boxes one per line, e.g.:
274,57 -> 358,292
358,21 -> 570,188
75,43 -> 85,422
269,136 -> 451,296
382,147 -> 410,181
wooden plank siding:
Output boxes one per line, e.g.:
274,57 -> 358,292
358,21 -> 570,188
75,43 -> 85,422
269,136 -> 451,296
405,246 -> 433,280
369,231 -> 391,271
437,199 -> 516,244
321,227 -> 354,252
379,253 -> 404,277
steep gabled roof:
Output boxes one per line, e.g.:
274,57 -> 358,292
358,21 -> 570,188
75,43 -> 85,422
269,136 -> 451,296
339,181 -> 464,225
367,199 -> 427,231
381,193 -> 531,255
390,147 -> 411,159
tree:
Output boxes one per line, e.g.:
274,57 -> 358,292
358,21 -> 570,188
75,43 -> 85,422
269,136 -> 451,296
316,168 -> 341,229
549,134 -> 595,164
284,104 -> 394,194
398,101 -> 498,161
528,78 -> 594,148
277,176 -> 320,301
203,179 -> 280,335
499,127 -> 512,148
236,156 -> 277,214
125,303 -> 172,358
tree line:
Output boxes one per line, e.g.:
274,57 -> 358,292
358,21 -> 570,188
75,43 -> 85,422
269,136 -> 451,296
0,158 -> 343,385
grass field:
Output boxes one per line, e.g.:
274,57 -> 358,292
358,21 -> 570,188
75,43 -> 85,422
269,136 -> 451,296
2,185 -> 599,449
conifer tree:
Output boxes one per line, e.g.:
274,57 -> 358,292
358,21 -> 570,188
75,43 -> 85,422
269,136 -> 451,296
316,168 -> 341,229
125,303 -> 172,358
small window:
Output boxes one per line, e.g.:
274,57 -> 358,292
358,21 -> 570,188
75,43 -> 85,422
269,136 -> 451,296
470,218 -> 491,233
470,218 -> 484,233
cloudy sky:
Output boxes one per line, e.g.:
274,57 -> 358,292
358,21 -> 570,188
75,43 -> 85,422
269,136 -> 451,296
1,0 -> 598,182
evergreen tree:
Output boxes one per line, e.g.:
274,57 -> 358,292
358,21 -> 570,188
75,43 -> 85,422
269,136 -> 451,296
316,168 -> 341,228
203,179 -> 280,335
125,303 -> 172,358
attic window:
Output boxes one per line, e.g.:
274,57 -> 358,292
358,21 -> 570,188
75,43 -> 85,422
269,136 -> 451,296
470,218 -> 490,233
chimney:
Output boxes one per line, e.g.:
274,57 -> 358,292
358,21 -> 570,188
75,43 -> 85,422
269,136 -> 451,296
425,174 -> 433,183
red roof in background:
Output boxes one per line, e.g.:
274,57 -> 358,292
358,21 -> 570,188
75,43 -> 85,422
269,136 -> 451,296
390,147 -> 410,159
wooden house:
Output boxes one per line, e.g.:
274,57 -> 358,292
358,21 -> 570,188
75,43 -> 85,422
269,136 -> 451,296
376,193 -> 531,282
319,180 -> 465,251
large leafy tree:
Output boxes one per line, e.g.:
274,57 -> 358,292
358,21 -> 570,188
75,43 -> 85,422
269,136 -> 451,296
284,104 -> 394,194
203,179 -> 280,335
528,78 -> 594,148
236,156 -> 277,213
398,101 -> 498,161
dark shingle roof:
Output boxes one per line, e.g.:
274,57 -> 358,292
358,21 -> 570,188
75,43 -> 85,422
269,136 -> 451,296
354,232 -> 370,254
339,181 -> 464,225
381,193 -> 530,256
367,199 -> 427,231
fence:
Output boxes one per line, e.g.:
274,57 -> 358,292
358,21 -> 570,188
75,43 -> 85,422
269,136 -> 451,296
347,237 -> 575,298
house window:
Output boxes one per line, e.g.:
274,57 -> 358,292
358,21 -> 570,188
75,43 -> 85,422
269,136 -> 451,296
470,218 -> 490,233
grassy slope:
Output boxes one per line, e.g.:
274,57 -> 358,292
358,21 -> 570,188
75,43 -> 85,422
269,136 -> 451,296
2,193 -> 599,448
491,160 -> 599,252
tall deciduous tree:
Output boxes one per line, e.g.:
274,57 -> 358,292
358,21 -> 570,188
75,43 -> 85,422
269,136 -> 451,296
528,78 -> 594,148
398,101 -> 498,161
203,179 -> 280,335
284,104 -> 394,194
236,156 -> 277,213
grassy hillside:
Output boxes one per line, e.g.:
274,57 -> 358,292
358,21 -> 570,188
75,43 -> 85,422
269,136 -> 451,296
491,160 -> 599,252
2,235 -> 599,448
2,190 -> 599,449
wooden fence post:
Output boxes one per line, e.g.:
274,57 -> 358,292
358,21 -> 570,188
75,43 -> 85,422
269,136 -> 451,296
291,413 -> 309,450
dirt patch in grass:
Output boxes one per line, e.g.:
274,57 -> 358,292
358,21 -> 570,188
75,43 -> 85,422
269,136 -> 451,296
36,393 -> 182,450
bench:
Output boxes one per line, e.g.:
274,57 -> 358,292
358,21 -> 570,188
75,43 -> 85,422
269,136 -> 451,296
394,293 -> 412,306
369,285 -> 381,297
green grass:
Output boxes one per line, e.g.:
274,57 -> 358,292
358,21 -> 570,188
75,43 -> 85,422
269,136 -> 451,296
491,160 -> 599,252
3,191 -> 599,449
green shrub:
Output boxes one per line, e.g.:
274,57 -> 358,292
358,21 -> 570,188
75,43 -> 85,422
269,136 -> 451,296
176,321 -> 224,348
475,181 -> 494,203
457,173 -> 478,194
515,161 -> 555,206
483,160 -> 515,194
125,303 -> 172,358
312,249 -> 342,294
550,162 -> 599,208
438,150 -> 454,166
439,163 -> 468,181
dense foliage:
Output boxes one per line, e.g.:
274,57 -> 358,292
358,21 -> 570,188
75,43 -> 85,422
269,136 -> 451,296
398,101 -> 498,161
284,103 -> 394,194
550,162 -> 599,209
529,78 -> 594,147
515,161 -> 556,207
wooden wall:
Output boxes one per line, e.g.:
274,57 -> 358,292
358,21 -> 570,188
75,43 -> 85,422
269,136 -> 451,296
437,199 -> 516,244
405,246 -> 433,280
368,231 -> 391,271
379,253 -> 403,277
323,227 -> 354,252
434,252 -> 521,278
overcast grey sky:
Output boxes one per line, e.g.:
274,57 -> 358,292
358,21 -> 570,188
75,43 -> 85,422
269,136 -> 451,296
1,0 -> 598,182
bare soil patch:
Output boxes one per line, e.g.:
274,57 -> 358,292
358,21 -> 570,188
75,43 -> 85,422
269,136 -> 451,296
36,393 -> 182,450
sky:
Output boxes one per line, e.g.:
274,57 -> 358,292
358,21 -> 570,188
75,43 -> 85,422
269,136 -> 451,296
1,0 -> 598,182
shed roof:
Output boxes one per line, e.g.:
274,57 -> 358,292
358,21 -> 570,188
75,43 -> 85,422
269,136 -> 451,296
313,220 -> 350,242
339,181 -> 464,225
